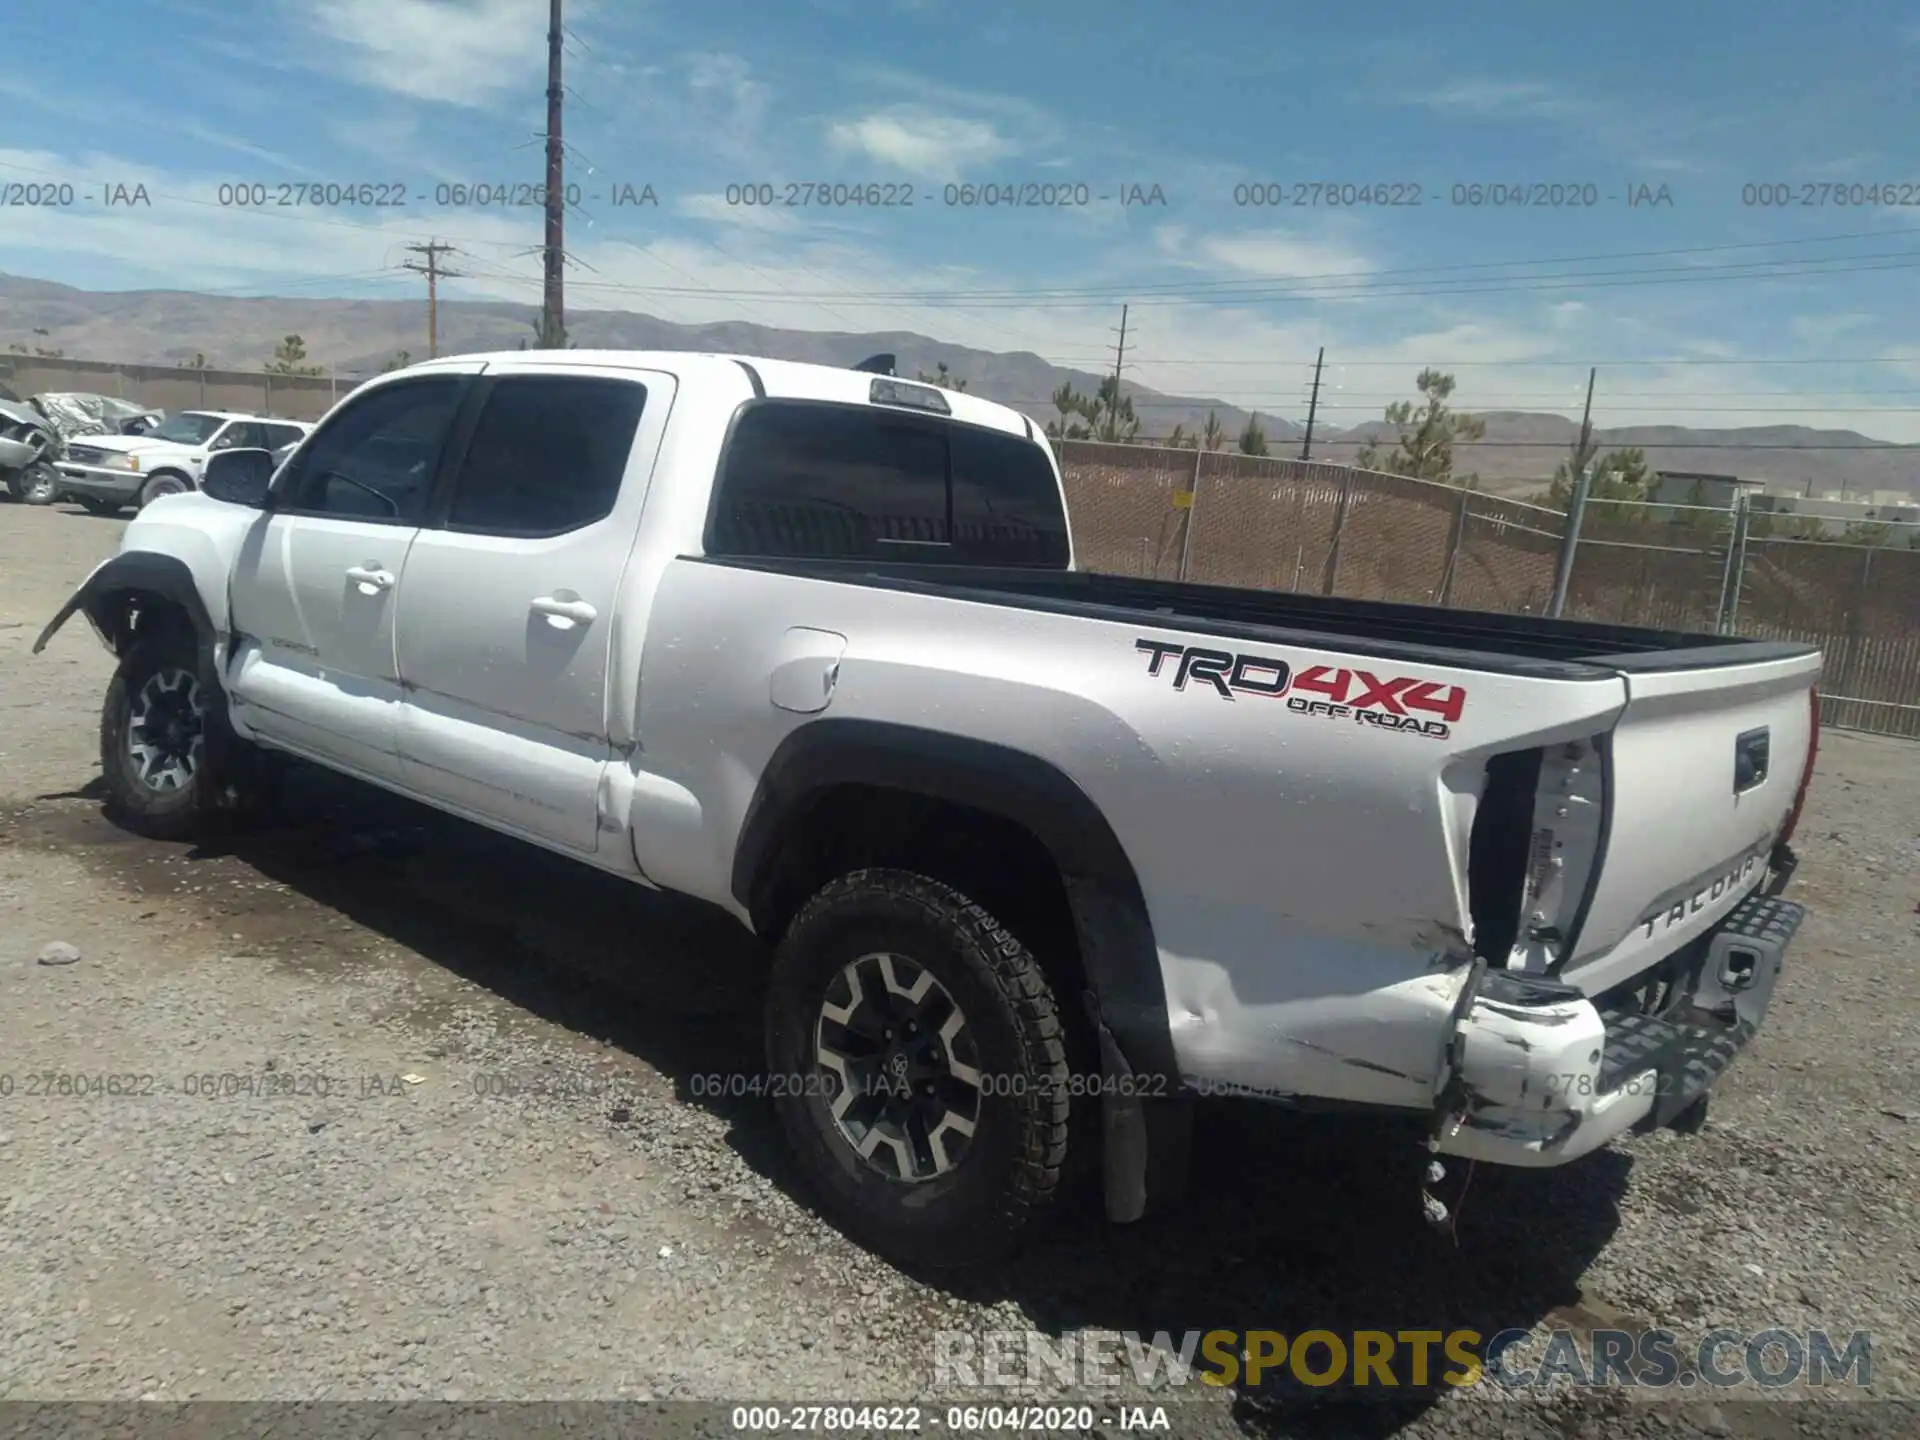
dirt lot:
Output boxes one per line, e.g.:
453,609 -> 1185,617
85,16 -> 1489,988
0,499 -> 1915,1438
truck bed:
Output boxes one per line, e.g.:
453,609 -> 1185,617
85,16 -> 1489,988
708,556 -> 1821,676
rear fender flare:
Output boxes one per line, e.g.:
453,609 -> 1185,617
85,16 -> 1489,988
732,718 -> 1178,1083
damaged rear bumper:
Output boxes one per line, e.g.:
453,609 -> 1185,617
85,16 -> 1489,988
1433,889 -> 1805,1167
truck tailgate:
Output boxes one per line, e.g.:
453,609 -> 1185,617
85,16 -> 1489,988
1564,648 -> 1821,991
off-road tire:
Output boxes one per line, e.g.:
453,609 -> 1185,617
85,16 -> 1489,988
766,869 -> 1072,1268
100,641 -> 216,840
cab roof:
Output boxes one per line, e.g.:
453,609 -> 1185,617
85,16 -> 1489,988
406,350 -> 1038,440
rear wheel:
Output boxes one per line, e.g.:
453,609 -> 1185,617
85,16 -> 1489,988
101,642 -> 214,839
137,472 -> 191,508
765,869 -> 1072,1267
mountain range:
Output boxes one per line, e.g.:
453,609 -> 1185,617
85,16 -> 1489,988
2,272 -> 1912,499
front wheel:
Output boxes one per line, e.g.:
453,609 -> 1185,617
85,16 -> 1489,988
137,472 -> 191,508
765,870 -> 1073,1267
101,642 -> 215,839
19,461 -> 61,505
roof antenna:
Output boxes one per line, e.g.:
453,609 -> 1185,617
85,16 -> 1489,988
852,353 -> 896,376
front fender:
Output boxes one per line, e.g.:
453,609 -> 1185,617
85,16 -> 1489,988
32,550 -> 221,675
34,493 -> 257,663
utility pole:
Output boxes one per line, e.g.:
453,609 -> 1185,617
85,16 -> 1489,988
1101,303 -> 1128,442
400,240 -> 462,358
1573,365 -> 1597,471
1301,346 -> 1325,460
539,0 -> 567,348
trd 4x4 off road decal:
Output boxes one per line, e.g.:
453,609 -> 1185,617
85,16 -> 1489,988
1135,641 -> 1467,739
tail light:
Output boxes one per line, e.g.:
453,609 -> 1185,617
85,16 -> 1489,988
1778,689 -> 1820,847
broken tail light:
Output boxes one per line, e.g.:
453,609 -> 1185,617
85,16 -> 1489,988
1777,688 -> 1820,848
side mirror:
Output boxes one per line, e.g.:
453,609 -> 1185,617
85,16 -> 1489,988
202,447 -> 276,507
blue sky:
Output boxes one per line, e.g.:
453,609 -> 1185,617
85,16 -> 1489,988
2,0 -> 1919,438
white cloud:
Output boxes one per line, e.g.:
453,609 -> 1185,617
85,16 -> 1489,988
1157,226 -> 1375,282
1395,74 -> 1713,175
827,109 -> 1017,180
0,77 -> 310,173
581,51 -> 771,170
304,0 -> 557,107
676,192 -> 805,234
1788,311 -> 1874,346
1419,79 -> 1565,115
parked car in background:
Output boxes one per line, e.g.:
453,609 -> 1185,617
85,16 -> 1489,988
2,391 -> 164,504
0,396 -> 63,503
51,410 -> 312,514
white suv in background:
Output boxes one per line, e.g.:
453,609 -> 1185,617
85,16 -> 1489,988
54,410 -> 313,514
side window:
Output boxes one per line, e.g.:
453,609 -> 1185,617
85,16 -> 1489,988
446,375 -> 646,535
949,426 -> 1070,566
210,423 -> 259,451
274,378 -> 464,524
262,423 -> 307,451
710,402 -> 949,558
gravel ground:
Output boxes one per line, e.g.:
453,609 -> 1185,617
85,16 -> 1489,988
0,500 -> 1915,1438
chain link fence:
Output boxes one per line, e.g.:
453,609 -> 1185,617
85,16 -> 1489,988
1054,439 -> 1920,739
4,357 -> 1912,737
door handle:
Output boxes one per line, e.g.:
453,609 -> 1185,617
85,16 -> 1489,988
344,564 -> 394,595
531,594 -> 598,629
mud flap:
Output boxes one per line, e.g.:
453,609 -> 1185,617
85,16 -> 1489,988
1086,992 -> 1191,1223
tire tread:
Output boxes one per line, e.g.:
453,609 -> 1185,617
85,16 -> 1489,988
772,868 -> 1073,1262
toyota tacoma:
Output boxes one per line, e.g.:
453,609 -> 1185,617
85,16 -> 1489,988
33,351 -> 1820,1265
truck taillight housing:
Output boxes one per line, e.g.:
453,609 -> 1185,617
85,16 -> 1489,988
1778,689 -> 1820,847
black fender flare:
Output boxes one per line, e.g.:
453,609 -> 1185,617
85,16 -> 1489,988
34,550 -> 218,669
732,719 -> 1178,1084
32,550 -> 249,770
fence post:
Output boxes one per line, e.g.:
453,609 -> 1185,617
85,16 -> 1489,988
1176,447 -> 1205,582
1321,469 -> 1356,595
198,368 -> 207,408
1716,493 -> 1752,634
1437,484 -> 1472,606
1711,492 -> 1750,634
1547,463 -> 1593,618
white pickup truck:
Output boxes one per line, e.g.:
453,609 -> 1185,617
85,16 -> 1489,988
34,351 -> 1820,1265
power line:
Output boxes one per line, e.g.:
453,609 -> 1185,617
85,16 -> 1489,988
453,240 -> 1920,305
799,227 -> 1920,302
496,249 -> 1920,310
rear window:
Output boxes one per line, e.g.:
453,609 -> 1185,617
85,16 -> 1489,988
709,400 -> 1068,566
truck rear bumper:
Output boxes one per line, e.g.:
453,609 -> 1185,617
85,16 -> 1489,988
1434,889 -> 1805,1168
